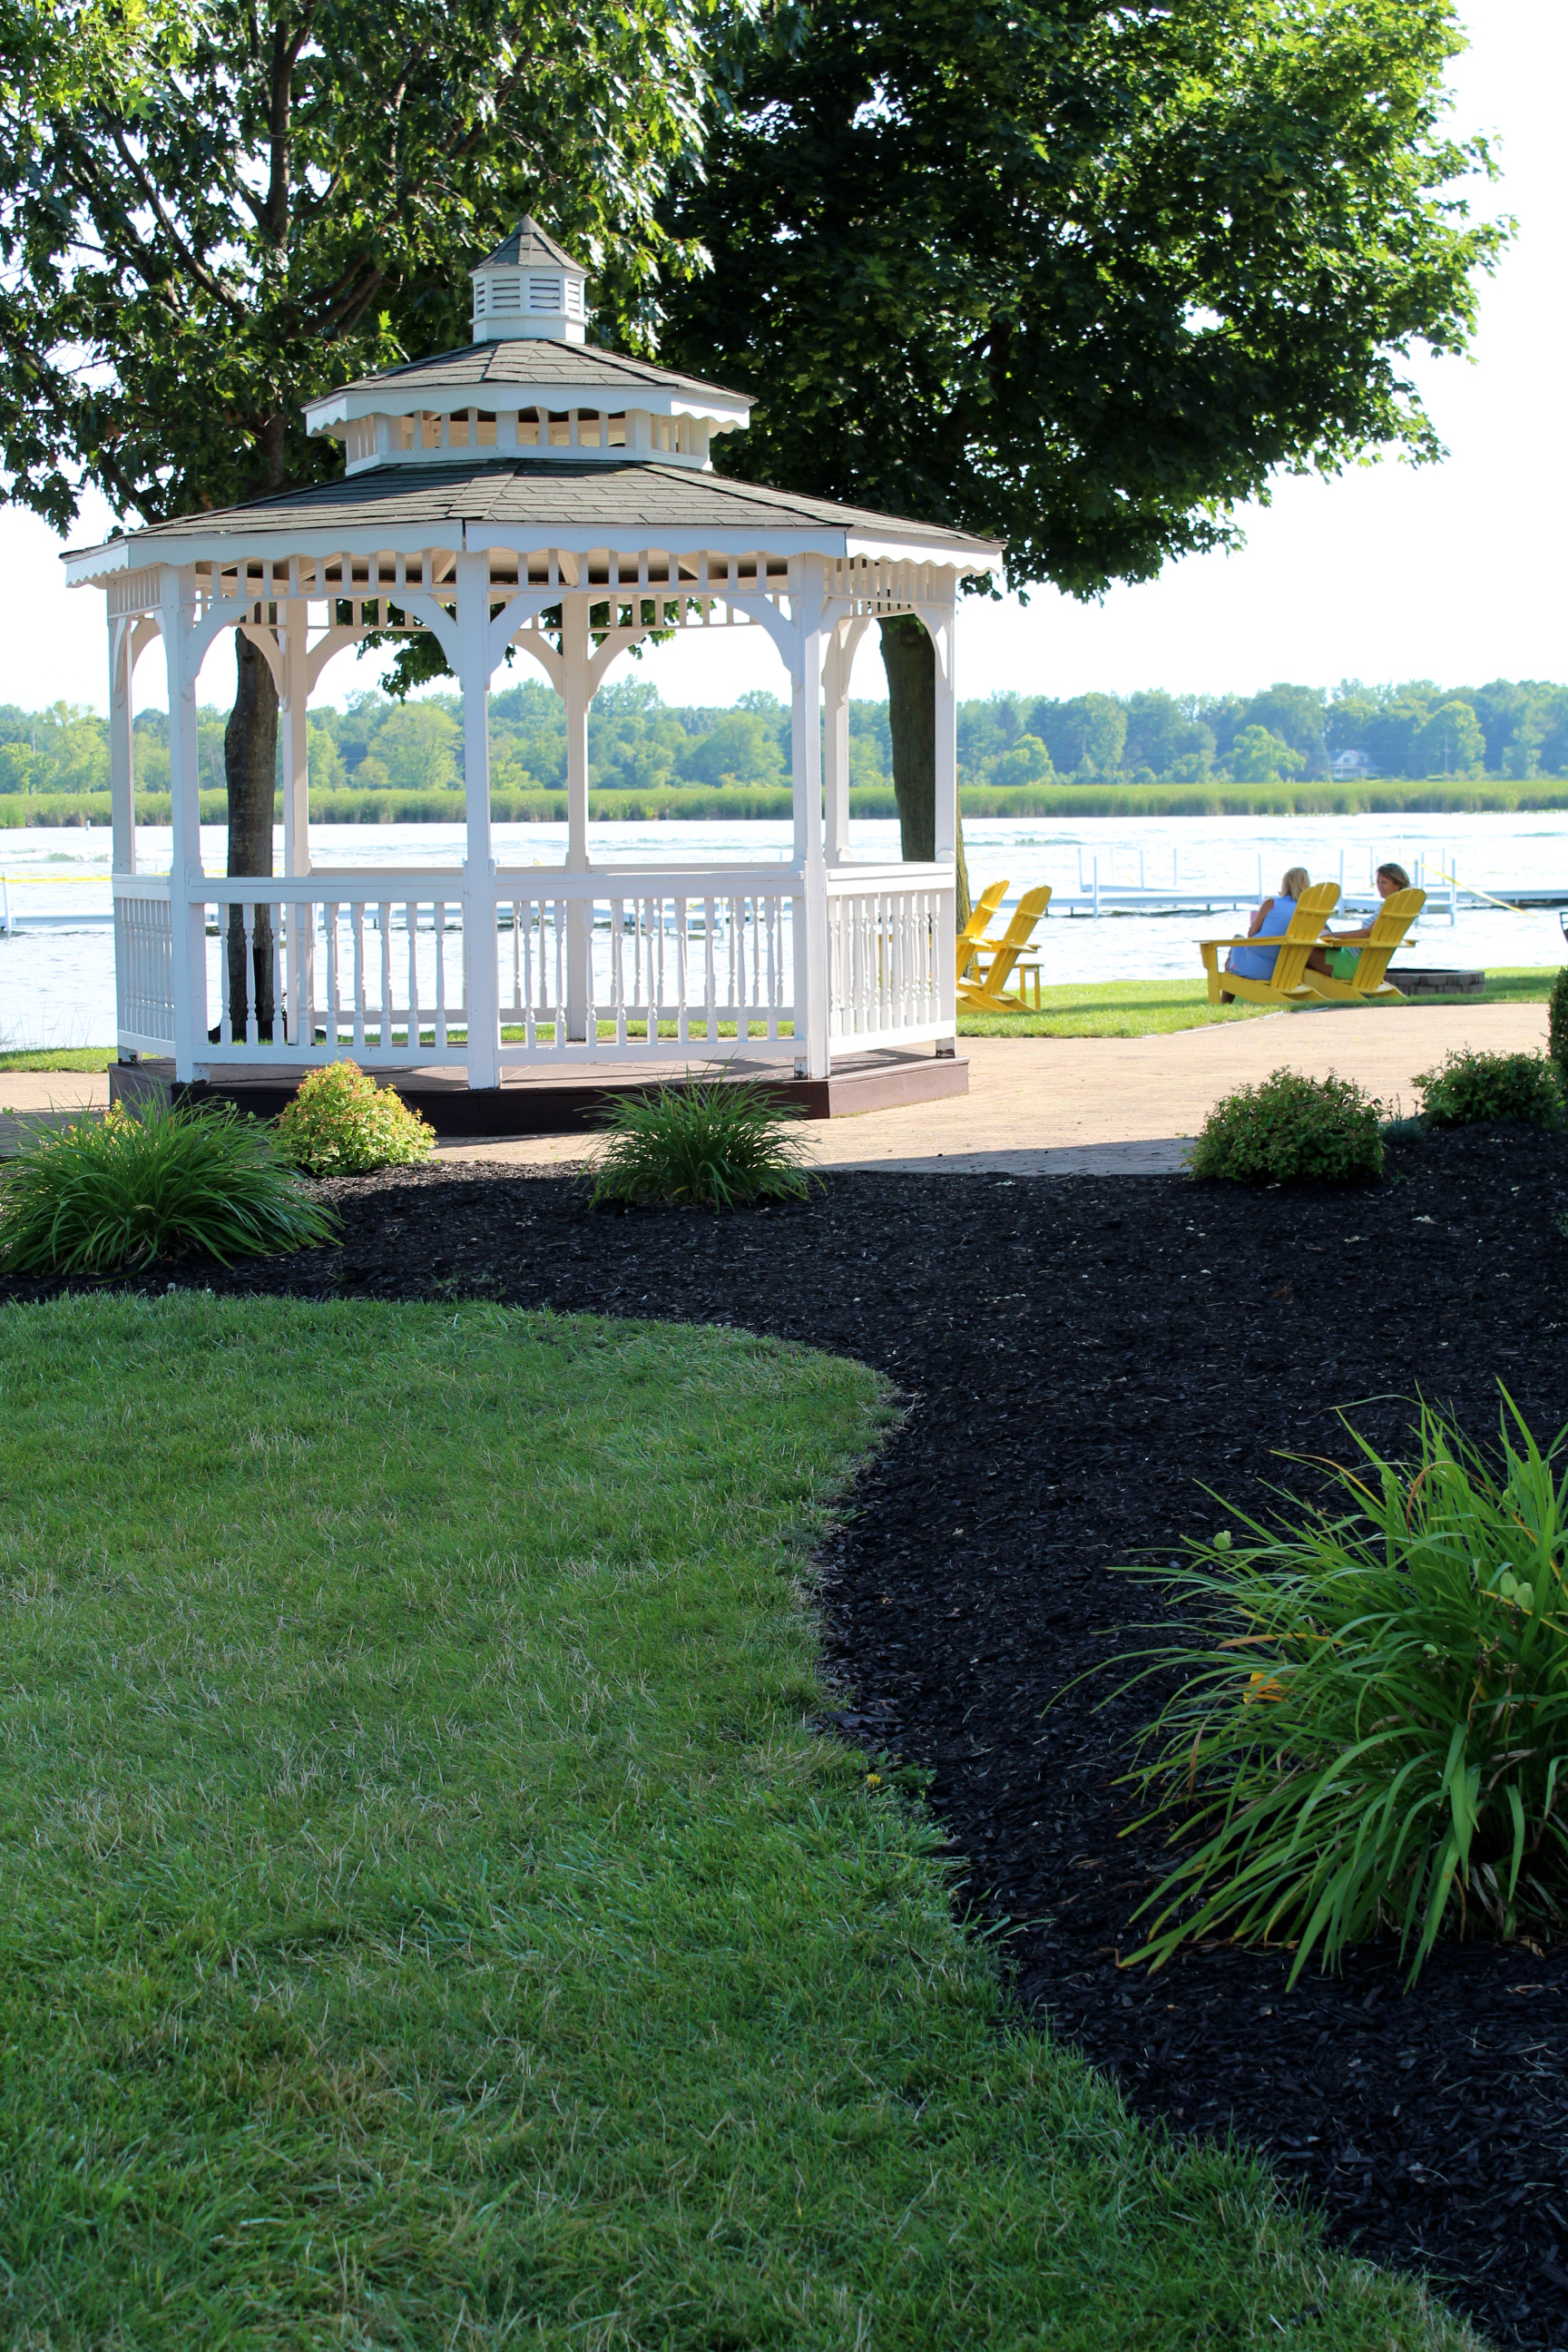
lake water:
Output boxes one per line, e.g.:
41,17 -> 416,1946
4,809 -> 1564,1048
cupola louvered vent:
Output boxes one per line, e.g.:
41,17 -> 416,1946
470,220 -> 588,344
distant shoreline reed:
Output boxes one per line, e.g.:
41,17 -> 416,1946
9,780 -> 1568,828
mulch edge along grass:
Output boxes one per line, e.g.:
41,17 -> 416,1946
0,1293 -> 1475,2350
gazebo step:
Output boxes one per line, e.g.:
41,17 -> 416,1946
110,1050 -> 967,1138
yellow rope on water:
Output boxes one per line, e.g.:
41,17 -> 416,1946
1429,868 -> 1553,921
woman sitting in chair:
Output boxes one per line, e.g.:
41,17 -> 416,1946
1220,866 -> 1312,1003
1305,862 -> 1411,980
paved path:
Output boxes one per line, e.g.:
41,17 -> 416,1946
0,1073 -> 110,1114
435,999 -> 1551,1176
1,1001 -> 1549,1173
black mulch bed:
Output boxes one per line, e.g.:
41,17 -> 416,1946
10,1123 -> 1568,2346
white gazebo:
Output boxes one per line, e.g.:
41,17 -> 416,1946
66,221 -> 1002,1099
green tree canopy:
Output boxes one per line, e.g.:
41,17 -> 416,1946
1412,698 -> 1485,779
1035,692 -> 1129,779
1227,724 -> 1306,783
657,0 -> 1507,865
0,0 -> 711,530
358,701 -> 461,793
0,0 -> 716,977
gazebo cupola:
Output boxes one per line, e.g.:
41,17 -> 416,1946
471,218 -> 588,344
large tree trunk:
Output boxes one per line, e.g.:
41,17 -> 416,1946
878,615 -> 971,926
223,627 -> 278,1038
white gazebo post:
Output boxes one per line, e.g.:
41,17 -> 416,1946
280,592 -> 310,880
107,612 -> 142,877
928,597 -> 960,1054
562,590 -> 592,1041
456,550 -> 499,1087
822,622 -> 853,865
791,555 -> 829,1081
279,590 -> 311,1048
161,565 -> 208,1079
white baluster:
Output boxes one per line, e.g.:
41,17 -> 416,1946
270,901 -> 283,1051
553,898 -> 567,1046
351,902 -> 366,1053
704,898 -> 717,1044
372,902 -> 387,1054
326,901 -> 342,1049
407,901 -> 419,1054
240,902 -> 259,1046
219,900 -> 234,1049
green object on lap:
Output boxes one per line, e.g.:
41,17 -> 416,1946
1328,946 -> 1361,979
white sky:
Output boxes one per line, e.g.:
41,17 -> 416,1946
2,0 -> 1555,719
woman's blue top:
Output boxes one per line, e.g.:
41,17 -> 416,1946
1229,895 -> 1298,980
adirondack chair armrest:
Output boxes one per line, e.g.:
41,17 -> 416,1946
1198,933 -> 1325,951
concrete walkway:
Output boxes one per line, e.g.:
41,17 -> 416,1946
1,1000 -> 1549,1174
436,999 -> 1552,1176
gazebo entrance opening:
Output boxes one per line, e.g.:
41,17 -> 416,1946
70,221 -> 1002,1095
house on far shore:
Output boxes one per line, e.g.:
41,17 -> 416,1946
1332,749 -> 1377,780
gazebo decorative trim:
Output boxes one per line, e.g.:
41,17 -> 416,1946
66,223 -> 1003,1093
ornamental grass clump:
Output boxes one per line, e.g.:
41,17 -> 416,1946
589,1074 -> 815,1210
1413,1046 -> 1563,1131
0,1097 -> 339,1272
274,1061 -> 436,1175
1116,1391 -> 1568,1986
1189,1067 -> 1384,1184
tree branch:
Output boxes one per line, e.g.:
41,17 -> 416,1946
263,1 -> 319,245
107,122 -> 245,316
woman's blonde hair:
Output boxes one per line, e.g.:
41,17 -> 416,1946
1281,866 -> 1310,899
1377,861 -> 1411,891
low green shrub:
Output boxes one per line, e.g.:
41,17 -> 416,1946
1112,1392 -> 1568,1985
1549,967 -> 1568,1085
1413,1046 -> 1563,1130
589,1074 -> 815,1210
1188,1067 -> 1384,1183
0,1097 -> 339,1271
273,1061 -> 436,1174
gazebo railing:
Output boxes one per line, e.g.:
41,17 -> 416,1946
113,874 -> 178,1054
495,872 -> 798,1059
826,865 -> 952,1046
113,859 -> 955,1072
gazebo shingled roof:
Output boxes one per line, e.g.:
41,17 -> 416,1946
320,339 -> 748,407
106,458 -> 995,557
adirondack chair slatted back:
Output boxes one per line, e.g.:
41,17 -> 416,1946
1259,881 -> 1340,995
1345,887 -> 1425,992
959,886 -> 1053,1005
956,878 -> 1009,980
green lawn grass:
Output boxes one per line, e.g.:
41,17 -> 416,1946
958,965 -> 1560,1039
0,1293 -> 1475,2350
0,1045 -> 116,1071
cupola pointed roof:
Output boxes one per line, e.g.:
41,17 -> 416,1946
475,217 -> 584,275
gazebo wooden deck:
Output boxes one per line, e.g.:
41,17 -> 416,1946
67,220 -> 1002,1119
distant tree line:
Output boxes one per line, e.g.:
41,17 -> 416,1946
4,674 -> 1565,801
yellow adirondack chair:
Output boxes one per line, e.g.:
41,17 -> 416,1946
957,886 -> 1053,1010
1198,881 -> 1340,1010
956,878 -> 1010,982
1300,887 -> 1426,1004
